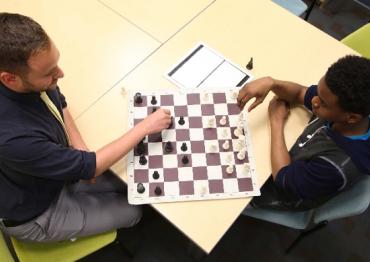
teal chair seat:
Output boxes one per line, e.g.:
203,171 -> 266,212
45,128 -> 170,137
272,0 -> 308,16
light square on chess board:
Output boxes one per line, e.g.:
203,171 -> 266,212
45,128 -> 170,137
127,88 -> 260,205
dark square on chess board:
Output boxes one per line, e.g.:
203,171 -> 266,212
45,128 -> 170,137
127,89 -> 260,205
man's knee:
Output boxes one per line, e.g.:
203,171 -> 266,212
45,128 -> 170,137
125,205 -> 142,227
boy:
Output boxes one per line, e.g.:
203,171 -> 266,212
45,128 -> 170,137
238,55 -> 370,210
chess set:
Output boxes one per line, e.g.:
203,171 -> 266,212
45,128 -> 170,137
127,88 -> 260,205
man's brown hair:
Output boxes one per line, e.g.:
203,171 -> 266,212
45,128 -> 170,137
0,13 -> 50,75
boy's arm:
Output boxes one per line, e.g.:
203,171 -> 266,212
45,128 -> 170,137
268,97 -> 291,179
237,77 -> 308,111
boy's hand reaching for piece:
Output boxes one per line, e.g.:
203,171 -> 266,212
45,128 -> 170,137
237,77 -> 274,111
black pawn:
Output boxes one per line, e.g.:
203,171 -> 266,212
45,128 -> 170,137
154,186 -> 162,196
178,116 -> 185,125
182,155 -> 189,165
153,171 -> 160,180
246,57 -> 253,70
134,92 -> 142,104
151,96 -> 157,105
139,155 -> 147,165
165,141 -> 173,153
137,183 -> 145,194
152,107 -> 157,113
180,142 -> 187,152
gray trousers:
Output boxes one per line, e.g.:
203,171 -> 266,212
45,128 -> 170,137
0,170 -> 142,242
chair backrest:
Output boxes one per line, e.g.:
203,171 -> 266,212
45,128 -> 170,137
272,0 -> 308,16
0,231 -> 14,262
341,23 -> 370,58
314,175 -> 370,223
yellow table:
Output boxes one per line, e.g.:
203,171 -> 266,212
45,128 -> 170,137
77,0 -> 357,253
99,0 -> 216,42
0,0 -> 160,118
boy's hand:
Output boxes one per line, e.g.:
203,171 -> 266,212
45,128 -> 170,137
141,108 -> 171,135
268,96 -> 290,125
237,77 -> 274,111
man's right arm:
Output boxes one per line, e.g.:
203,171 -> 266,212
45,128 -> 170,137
237,77 -> 308,111
94,108 -> 171,176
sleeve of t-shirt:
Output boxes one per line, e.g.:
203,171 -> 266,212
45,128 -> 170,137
0,131 -> 96,181
304,85 -> 318,112
274,158 -> 344,199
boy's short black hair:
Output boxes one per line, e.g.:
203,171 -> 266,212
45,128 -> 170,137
325,55 -> 370,116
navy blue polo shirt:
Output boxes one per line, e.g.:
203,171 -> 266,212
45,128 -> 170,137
0,82 -> 96,221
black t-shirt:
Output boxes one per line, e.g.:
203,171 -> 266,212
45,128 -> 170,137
0,82 -> 96,221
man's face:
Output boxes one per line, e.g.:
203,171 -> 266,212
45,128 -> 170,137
20,40 -> 64,92
311,77 -> 346,123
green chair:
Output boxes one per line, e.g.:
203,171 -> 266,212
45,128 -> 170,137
0,230 -> 116,262
341,23 -> 370,58
0,231 -> 14,262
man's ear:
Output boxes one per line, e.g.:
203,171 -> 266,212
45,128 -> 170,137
0,71 -> 20,87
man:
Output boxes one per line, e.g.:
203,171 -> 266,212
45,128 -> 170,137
238,55 -> 370,210
0,13 -> 171,242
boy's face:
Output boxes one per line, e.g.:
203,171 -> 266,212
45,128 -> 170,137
311,77 -> 346,123
20,40 -> 64,93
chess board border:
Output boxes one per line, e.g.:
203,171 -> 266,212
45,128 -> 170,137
164,42 -> 253,90
127,88 -> 260,205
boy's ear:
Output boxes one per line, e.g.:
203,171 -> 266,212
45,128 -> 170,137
346,112 -> 364,124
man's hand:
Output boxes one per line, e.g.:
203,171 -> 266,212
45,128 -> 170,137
140,108 -> 172,135
237,77 -> 274,111
268,96 -> 290,126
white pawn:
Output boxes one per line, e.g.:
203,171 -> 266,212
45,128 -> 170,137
222,128 -> 228,138
200,185 -> 207,195
222,140 -> 230,150
233,127 -> 242,138
208,117 -> 215,128
202,92 -> 209,102
209,144 -> 218,153
226,165 -> 234,174
219,116 -> 227,126
226,153 -> 233,164
231,92 -> 238,100
237,150 -> 246,160
243,163 -> 251,173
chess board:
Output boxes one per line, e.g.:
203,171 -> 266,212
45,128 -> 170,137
127,88 -> 260,205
